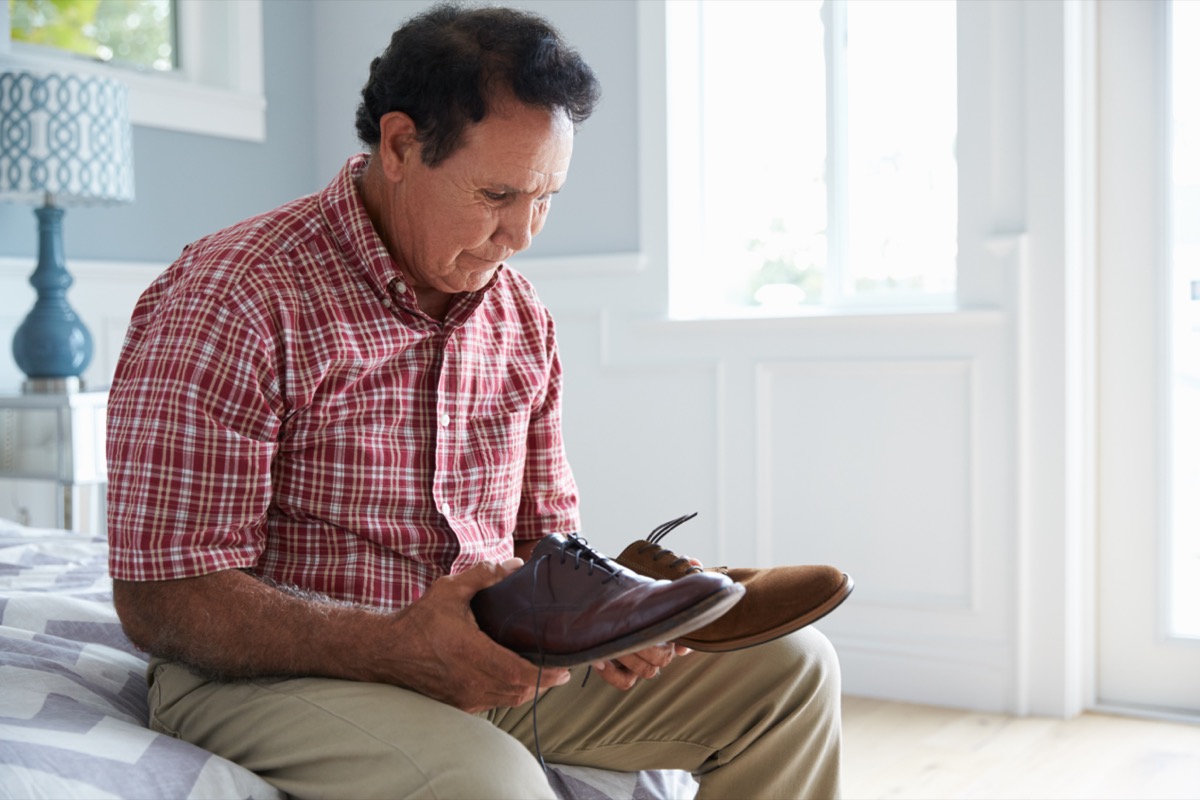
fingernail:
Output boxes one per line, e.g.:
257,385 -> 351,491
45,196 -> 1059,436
592,660 -> 607,671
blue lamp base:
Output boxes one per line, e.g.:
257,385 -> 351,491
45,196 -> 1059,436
12,204 -> 94,394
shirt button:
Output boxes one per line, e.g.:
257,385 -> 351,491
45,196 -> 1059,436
394,280 -> 407,294
441,503 -> 452,517
439,413 -> 451,427
382,298 -> 393,309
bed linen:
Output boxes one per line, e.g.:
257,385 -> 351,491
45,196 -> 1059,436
0,519 -> 698,800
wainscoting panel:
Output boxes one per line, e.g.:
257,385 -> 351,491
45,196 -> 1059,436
756,358 -> 975,611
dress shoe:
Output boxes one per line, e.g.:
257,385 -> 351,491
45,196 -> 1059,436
472,532 -> 746,667
614,513 -> 854,652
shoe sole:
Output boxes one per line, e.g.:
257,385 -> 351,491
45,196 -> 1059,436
676,573 -> 855,653
515,582 -> 747,668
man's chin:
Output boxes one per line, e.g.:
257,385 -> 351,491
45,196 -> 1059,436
443,267 -> 500,294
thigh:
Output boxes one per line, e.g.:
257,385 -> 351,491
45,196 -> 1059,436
148,659 -> 555,800
493,627 -> 841,779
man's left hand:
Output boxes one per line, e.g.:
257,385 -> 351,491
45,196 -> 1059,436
589,642 -> 691,690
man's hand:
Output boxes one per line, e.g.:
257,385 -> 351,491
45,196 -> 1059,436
376,559 -> 572,713
589,642 -> 691,691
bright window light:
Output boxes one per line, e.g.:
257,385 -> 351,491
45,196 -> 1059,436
668,0 -> 957,319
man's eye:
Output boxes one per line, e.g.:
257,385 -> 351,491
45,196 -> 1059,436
482,190 -> 508,202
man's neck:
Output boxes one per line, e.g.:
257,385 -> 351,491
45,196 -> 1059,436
415,287 -> 453,322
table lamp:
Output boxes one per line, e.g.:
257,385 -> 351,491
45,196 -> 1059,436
0,71 -> 134,394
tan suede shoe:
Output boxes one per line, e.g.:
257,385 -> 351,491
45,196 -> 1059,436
614,513 -> 854,652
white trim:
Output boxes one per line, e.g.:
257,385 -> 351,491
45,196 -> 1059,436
1091,702 -> 1200,727
1012,0 -> 1098,720
1,0 -> 266,142
1064,0 -> 1099,719
638,0 -> 670,309
0,256 -> 166,283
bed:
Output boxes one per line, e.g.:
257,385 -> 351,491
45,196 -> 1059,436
0,518 -> 698,800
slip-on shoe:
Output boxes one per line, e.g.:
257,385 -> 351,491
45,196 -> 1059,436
614,513 -> 854,652
472,532 -> 746,667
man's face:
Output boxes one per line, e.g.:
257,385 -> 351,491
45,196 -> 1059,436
380,99 -> 575,296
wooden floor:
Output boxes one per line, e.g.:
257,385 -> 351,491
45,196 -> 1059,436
841,696 -> 1200,799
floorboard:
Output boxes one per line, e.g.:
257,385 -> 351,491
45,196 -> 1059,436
841,695 -> 1200,799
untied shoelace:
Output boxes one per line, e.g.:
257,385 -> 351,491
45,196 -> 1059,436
527,534 -> 615,772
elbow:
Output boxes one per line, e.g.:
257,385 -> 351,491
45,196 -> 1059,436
111,578 -> 168,655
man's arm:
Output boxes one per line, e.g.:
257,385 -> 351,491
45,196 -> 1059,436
113,561 -> 570,713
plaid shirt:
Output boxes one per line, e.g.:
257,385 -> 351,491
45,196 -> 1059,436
106,155 -> 580,610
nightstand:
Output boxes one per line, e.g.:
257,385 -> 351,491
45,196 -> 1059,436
0,389 -> 108,534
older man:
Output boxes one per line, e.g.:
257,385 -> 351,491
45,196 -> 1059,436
106,3 -> 843,797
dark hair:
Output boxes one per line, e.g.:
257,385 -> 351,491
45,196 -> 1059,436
355,2 -> 600,166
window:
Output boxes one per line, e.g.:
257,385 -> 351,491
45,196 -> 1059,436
2,0 -> 265,141
10,0 -> 176,72
666,0 -> 957,319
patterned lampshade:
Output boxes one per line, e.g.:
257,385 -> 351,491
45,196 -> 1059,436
0,71 -> 134,205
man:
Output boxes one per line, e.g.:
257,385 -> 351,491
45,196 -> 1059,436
106,4 -> 843,797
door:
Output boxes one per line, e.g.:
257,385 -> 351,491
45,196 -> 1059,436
1096,0 -> 1200,717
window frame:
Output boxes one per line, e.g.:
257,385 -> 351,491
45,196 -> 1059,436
0,0 -> 265,142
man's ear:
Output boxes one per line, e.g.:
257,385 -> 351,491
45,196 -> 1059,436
377,111 -> 420,180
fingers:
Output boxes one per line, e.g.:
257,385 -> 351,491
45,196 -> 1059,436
450,641 -> 572,711
590,659 -> 638,690
590,641 -> 684,690
453,560 -> 525,597
387,564 -> 570,712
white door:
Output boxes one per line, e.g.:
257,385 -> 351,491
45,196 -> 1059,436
1097,0 -> 1200,717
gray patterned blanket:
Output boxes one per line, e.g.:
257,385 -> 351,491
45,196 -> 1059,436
0,520 -> 697,800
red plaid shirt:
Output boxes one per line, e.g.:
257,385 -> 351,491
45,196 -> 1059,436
106,155 -> 580,610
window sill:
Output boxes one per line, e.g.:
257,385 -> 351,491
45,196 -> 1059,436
653,305 -> 1005,333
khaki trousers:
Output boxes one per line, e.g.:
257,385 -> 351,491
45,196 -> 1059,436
147,627 -> 842,799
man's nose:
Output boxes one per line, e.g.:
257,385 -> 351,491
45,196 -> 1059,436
494,200 -> 537,252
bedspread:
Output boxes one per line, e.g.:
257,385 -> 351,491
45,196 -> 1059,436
0,519 -> 697,800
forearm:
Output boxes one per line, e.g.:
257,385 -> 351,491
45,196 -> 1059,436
113,570 -> 391,683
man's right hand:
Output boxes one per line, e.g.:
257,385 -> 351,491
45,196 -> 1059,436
374,559 -> 572,712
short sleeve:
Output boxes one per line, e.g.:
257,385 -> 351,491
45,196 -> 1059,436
107,287 -> 283,582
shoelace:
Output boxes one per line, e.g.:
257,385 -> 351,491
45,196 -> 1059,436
528,533 -> 612,772
560,533 -> 624,582
638,512 -> 704,574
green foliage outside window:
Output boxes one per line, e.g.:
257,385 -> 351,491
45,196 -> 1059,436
9,0 -> 175,72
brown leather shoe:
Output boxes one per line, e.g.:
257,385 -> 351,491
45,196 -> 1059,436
472,532 -> 746,667
614,514 -> 854,652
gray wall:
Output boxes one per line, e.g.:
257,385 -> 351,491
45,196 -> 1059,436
0,0 -> 639,264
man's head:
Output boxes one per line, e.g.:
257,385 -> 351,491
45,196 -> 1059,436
355,2 -> 600,167
354,4 -> 600,311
